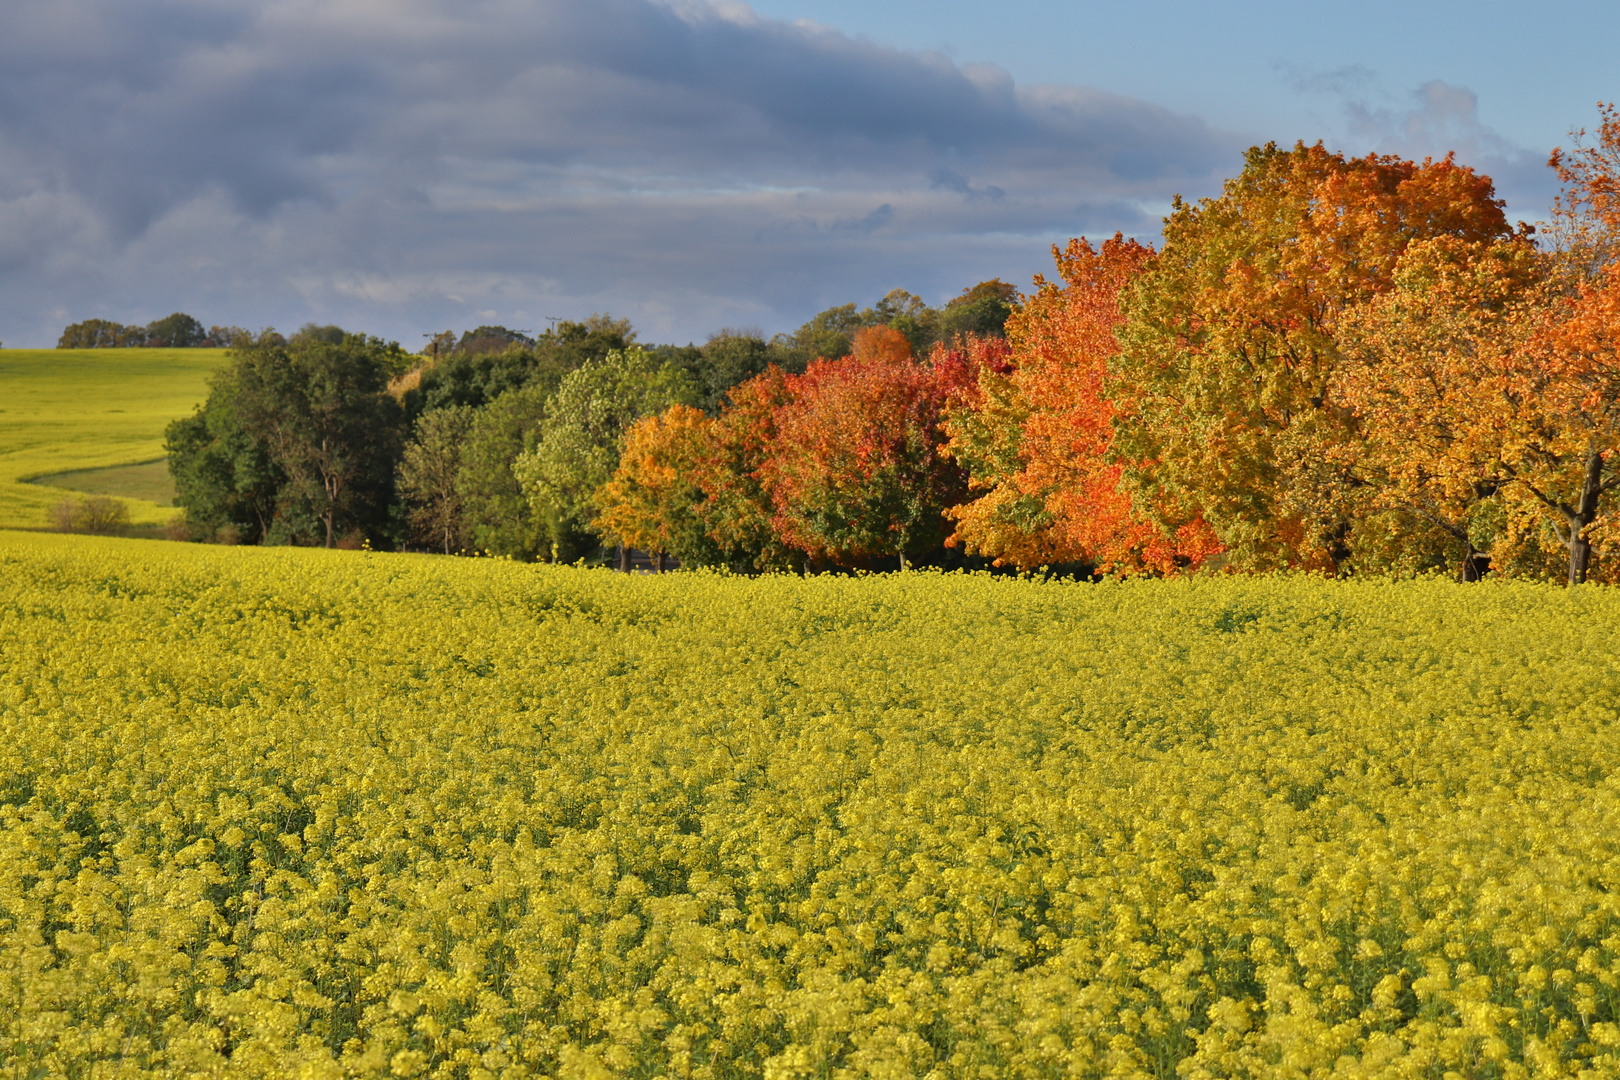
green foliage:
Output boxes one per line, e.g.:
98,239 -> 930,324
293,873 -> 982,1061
454,383 -> 553,560
397,405 -> 476,554
513,348 -> 698,561
406,314 -> 638,423
3,536 -> 1620,1077
289,323 -> 348,345
404,349 -> 550,419
165,366 -> 283,544
175,333 -> 409,547
453,325 -> 534,355
666,331 -> 802,414
57,318 -> 144,348
778,300 -> 869,364
141,312 -> 207,348
774,284 -> 1017,371
937,278 -> 1019,342
58,313 -> 209,348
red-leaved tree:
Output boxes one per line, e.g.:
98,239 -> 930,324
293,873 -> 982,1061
944,235 -> 1221,573
760,327 -> 972,569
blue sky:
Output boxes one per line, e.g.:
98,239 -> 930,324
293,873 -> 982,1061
745,0 -> 1615,154
0,0 -> 1611,348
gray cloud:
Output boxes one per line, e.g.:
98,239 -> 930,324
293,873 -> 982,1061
0,0 -> 1243,345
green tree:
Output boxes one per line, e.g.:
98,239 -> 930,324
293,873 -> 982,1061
142,313 -> 206,348
232,333 -> 408,547
456,326 -> 535,356
406,351 -> 549,420
664,330 -> 803,414
456,384 -> 553,559
398,406 -> 477,554
776,302 -> 868,366
513,348 -> 698,561
58,319 -> 140,348
405,314 -> 637,422
291,323 -> 348,345
872,289 -> 940,355
166,364 -> 285,543
205,325 -> 254,347
774,290 -> 956,367
938,279 -> 1019,342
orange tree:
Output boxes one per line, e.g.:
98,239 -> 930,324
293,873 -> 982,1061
1399,105 -> 1620,585
1503,106 -> 1620,582
1329,106 -> 1620,584
1113,143 -> 1513,573
592,403 -> 716,561
944,236 -> 1220,573
594,368 -> 798,571
760,327 -> 972,569
1333,236 -> 1544,578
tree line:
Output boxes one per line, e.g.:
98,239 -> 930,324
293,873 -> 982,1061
58,313 -> 257,349
165,289 -> 1014,561
168,104 -> 1620,583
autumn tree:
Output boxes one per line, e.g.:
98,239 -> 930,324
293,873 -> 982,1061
693,366 -> 799,570
1334,236 -> 1545,578
1114,143 -> 1514,573
592,404 -> 717,563
945,236 -> 1220,573
1495,105 -> 1620,582
1491,276 -> 1620,583
1546,101 -> 1620,281
594,368 -> 798,571
761,327 -> 970,569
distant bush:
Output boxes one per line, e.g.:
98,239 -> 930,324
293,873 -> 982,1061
49,495 -> 129,535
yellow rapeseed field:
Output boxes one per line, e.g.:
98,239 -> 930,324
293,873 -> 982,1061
2,531 -> 1619,1079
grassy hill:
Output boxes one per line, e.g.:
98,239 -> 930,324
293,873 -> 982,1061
0,348 -> 229,529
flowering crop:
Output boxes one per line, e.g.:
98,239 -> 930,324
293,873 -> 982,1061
3,532 -> 1620,1078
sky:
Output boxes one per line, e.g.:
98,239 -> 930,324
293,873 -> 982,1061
0,0 -> 1612,349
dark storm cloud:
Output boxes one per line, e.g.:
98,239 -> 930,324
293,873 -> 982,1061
0,0 -> 1242,345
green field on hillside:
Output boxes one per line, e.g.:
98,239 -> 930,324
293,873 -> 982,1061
0,348 -> 228,529
3,531 -> 1617,1078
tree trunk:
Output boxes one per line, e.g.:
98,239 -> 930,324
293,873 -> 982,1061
1566,449 -> 1605,585
1459,549 -> 1490,582
324,512 -> 335,549
1569,531 -> 1594,585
